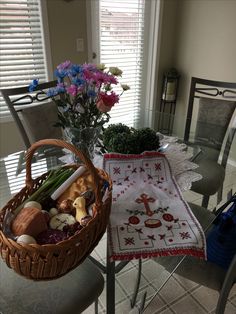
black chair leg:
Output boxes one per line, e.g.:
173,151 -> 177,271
95,298 -> 99,314
217,185 -> 223,205
201,195 -> 210,208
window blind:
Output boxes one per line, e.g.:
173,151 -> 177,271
0,0 -> 48,115
99,0 -> 145,127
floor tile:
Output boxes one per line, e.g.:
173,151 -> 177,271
191,285 -> 219,312
170,295 -> 207,314
173,273 -> 200,291
158,277 -> 186,304
209,301 -> 236,314
142,294 -> 166,314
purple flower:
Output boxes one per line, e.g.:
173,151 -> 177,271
57,60 -> 72,71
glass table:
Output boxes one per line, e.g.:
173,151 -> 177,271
0,140 -> 220,314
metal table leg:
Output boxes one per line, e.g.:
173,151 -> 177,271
131,259 -> 142,308
106,242 -> 116,314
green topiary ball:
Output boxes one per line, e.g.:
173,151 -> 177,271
102,123 -> 160,154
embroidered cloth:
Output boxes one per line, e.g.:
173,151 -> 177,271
103,151 -> 206,261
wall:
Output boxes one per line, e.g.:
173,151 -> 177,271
46,0 -> 88,69
172,0 -> 236,163
156,0 -> 178,104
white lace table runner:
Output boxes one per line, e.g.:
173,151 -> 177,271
158,134 -> 202,191
103,152 -> 206,261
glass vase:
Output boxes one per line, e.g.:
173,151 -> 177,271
63,126 -> 101,163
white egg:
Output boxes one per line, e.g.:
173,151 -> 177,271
24,201 -> 42,210
49,207 -> 59,217
17,234 -> 37,244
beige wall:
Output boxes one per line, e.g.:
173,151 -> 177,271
156,0 -> 178,104
171,0 -> 236,162
46,0 -> 88,69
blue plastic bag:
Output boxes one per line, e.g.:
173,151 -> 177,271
207,196 -> 236,270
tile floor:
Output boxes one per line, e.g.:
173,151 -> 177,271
83,163 -> 236,314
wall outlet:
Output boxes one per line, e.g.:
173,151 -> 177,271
76,38 -> 84,52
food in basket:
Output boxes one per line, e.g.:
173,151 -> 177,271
24,201 -> 42,210
11,206 -> 48,237
49,213 -> 76,231
36,229 -> 67,245
73,196 -> 92,224
6,165 -> 107,245
58,199 -> 75,215
49,207 -> 59,217
17,234 -> 37,244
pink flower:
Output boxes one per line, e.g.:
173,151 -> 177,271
96,99 -> 111,113
66,84 -> 78,97
96,91 -> 120,112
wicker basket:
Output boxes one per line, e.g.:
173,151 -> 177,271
0,139 -> 112,281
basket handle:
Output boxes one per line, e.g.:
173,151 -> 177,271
24,139 -> 102,204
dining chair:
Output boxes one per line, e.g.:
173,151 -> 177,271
150,200 -> 236,314
0,81 -> 63,173
0,81 -> 61,150
0,257 -> 104,314
184,77 -> 236,208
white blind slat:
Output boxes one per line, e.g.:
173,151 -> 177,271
99,0 -> 145,127
0,0 -> 47,115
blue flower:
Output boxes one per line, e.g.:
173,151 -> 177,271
70,64 -> 82,76
54,69 -> 67,79
72,77 -> 85,86
28,79 -> 39,92
87,89 -> 97,98
47,87 -> 58,97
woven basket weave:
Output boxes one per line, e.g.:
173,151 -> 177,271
0,139 -> 112,281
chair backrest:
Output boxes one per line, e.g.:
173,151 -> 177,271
0,80 -> 61,149
184,77 -> 236,163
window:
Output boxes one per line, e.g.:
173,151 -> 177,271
0,0 -> 50,116
89,0 -> 161,128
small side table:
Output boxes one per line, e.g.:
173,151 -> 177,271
158,68 -> 180,135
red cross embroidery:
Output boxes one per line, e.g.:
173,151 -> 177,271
124,237 -> 135,245
159,234 -> 165,240
135,193 -> 155,216
180,232 -> 191,239
113,167 -> 120,174
155,163 -> 161,171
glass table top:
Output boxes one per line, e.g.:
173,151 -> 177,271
0,140 -> 222,313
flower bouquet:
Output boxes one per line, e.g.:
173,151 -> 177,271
29,61 -> 129,160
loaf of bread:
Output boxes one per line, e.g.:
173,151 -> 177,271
11,207 -> 48,237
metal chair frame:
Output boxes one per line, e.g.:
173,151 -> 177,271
0,80 -> 58,149
184,77 -> 236,207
